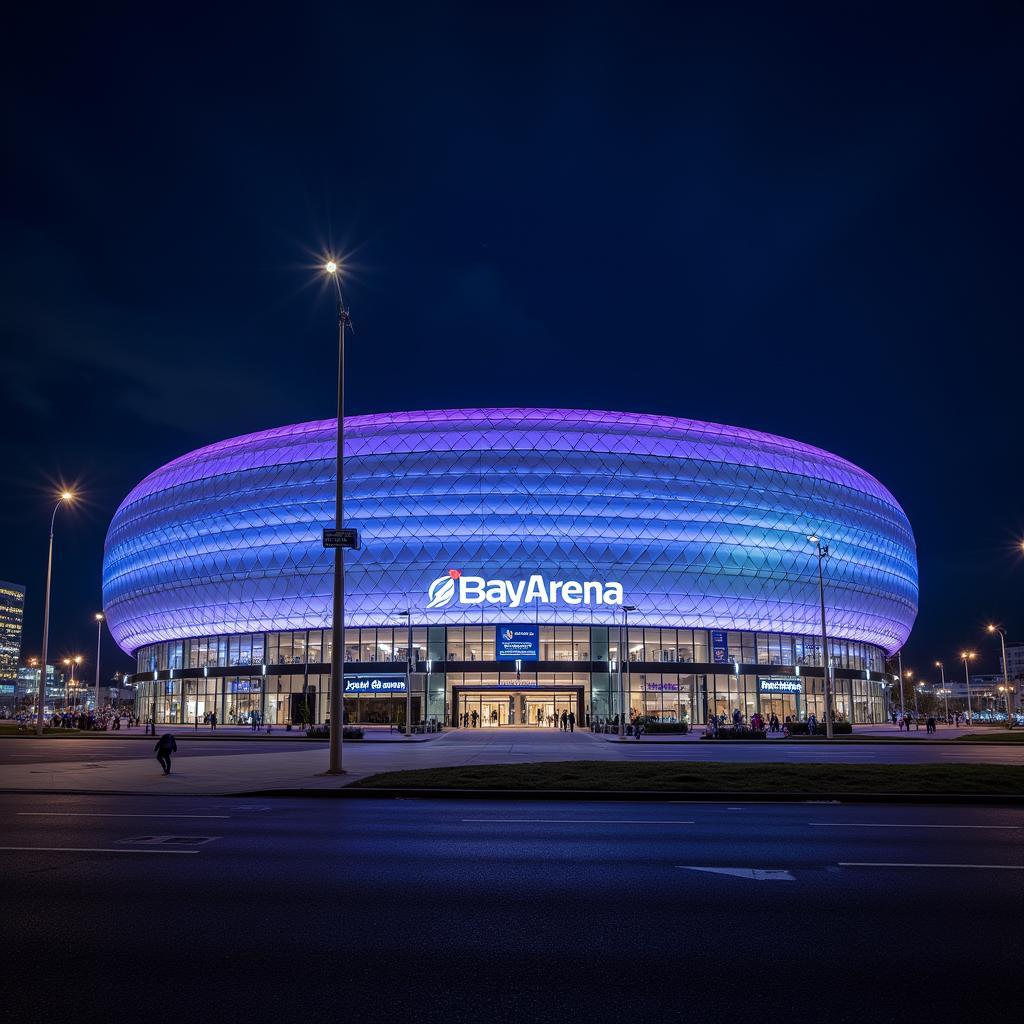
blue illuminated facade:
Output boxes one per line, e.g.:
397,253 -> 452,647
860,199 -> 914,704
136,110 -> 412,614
104,408 -> 917,727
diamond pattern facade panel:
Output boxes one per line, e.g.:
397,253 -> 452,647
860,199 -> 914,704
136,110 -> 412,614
102,408 -> 919,654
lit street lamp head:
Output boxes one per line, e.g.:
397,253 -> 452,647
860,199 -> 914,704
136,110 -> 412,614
324,260 -> 338,274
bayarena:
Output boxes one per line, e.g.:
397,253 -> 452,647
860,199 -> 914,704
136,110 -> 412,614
102,408 -> 918,729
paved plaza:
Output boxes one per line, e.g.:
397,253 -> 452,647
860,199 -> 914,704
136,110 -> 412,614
1,725 -> 1021,796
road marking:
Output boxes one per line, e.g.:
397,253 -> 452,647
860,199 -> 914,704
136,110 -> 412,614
0,846 -> 199,854
809,822 -> 1020,830
462,818 -> 696,824
16,812 -> 231,819
678,866 -> 795,881
839,862 -> 1024,870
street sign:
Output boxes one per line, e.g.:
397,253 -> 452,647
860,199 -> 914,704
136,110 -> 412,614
323,527 -> 360,550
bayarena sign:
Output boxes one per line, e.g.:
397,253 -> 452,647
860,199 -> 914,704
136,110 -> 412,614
426,569 -> 624,610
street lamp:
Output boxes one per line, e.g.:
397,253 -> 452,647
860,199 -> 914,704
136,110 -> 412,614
618,605 -> 636,737
807,536 -> 834,738
986,625 -> 1014,728
94,613 -> 105,714
325,258 -> 351,774
396,610 -> 413,737
896,651 -> 907,723
961,651 -> 976,724
36,490 -> 75,733
63,656 -> 82,711
934,661 -> 948,724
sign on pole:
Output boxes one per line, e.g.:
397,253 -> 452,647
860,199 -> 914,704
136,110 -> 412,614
323,528 -> 360,550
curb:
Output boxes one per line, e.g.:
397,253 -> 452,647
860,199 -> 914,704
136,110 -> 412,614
240,786 -> 1024,805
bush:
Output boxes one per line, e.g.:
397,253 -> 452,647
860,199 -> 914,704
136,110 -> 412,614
702,727 -> 767,740
642,722 -> 689,734
305,725 -> 365,739
785,721 -> 853,736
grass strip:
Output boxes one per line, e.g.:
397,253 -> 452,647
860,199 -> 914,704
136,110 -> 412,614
350,761 -> 1024,795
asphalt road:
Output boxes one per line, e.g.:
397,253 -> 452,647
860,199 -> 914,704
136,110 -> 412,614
3,792 -> 1021,1024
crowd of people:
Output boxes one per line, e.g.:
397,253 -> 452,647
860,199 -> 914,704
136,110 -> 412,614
11,706 -> 139,731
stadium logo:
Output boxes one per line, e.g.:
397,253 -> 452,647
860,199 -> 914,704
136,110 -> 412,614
426,569 -> 623,609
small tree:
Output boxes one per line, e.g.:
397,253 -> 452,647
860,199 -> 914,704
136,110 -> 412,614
295,701 -> 311,727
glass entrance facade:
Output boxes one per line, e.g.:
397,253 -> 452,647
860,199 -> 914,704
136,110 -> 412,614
129,624 -> 888,727
455,690 -> 583,727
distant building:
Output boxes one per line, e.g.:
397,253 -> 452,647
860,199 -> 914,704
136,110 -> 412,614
0,581 -> 26,682
1003,643 -> 1024,682
14,664 -> 60,710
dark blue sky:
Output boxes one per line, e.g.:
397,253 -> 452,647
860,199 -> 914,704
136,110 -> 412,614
3,5 -> 1021,679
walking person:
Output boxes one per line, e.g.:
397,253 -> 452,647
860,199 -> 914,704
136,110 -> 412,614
568,710 -> 576,733
154,732 -> 177,775
209,710 -> 217,732
560,709 -> 568,731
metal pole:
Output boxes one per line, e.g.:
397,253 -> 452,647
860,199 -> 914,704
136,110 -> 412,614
938,662 -> 948,722
36,502 -> 61,735
327,282 -> 348,773
816,541 -> 834,738
624,608 -> 631,732
963,657 -> 973,724
94,615 -> 103,715
997,630 -> 1012,728
404,611 -> 412,737
617,617 -> 625,737
897,650 -> 906,720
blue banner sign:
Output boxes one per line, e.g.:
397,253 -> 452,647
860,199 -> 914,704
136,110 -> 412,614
758,677 -> 802,694
344,673 -> 407,694
496,624 -> 540,660
711,630 -> 729,664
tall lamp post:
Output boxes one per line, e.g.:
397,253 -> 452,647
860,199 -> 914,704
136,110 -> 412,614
960,651 -> 976,724
896,650 -> 907,721
397,610 -> 413,737
618,605 -> 636,737
325,259 -> 351,774
63,656 -> 82,710
94,613 -> 105,714
934,661 -> 946,722
36,491 -> 75,734
986,625 -> 1014,728
807,536 -> 834,738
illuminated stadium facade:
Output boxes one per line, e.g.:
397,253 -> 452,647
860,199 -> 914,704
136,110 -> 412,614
103,408 -> 918,728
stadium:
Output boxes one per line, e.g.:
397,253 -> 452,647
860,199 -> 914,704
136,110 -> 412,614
102,408 -> 918,728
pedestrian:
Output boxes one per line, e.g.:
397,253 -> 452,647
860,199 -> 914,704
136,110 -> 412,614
560,709 -> 568,731
633,716 -> 642,740
209,710 -> 217,731
568,710 -> 576,733
154,732 -> 177,775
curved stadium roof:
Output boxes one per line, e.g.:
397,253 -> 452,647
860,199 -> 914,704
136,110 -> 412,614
102,408 -> 918,654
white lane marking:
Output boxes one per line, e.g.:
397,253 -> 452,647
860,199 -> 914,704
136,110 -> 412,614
16,812 -> 231,819
839,862 -> 1024,870
0,846 -> 199,854
809,822 -> 1020,830
462,818 -> 696,824
678,866 -> 795,881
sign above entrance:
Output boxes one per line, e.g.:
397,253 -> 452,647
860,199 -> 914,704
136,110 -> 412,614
344,673 -> 406,693
758,677 -> 802,694
496,624 -> 539,660
426,569 -> 623,610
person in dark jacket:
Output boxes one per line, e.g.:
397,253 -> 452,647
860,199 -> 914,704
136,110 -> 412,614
155,733 -> 178,774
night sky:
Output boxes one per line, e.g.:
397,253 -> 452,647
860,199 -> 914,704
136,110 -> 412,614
3,6 -> 1021,682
